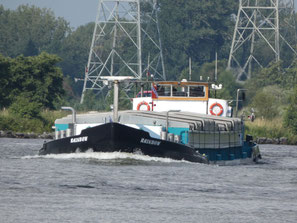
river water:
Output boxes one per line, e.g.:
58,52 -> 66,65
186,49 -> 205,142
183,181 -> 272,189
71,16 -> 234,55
0,138 -> 297,223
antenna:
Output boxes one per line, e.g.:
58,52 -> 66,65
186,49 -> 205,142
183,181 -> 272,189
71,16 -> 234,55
189,57 -> 192,81
215,52 -> 218,82
80,0 -> 165,103
228,0 -> 297,81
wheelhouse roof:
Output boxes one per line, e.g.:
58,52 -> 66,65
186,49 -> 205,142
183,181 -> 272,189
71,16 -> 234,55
155,81 -> 209,86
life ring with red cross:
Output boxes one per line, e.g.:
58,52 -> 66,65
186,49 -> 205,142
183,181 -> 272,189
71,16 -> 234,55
137,101 -> 150,111
209,103 -> 224,116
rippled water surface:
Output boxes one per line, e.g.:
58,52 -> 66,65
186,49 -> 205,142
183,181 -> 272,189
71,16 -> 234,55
1,138 -> 297,223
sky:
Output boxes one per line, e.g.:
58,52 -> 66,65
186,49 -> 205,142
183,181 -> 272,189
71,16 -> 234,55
0,0 -> 297,28
0,0 -> 99,28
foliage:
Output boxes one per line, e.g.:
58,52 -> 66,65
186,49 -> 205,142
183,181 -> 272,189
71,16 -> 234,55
0,109 -> 67,133
245,118 -> 297,144
0,114 -> 45,133
58,23 -> 94,93
245,61 -> 282,98
13,52 -> 64,108
250,90 -> 278,120
0,52 -> 64,109
0,54 -> 11,107
244,85 -> 290,119
283,86 -> 297,135
78,87 -> 132,112
158,0 -> 237,79
245,118 -> 285,139
0,5 -> 70,57
0,5 -> 90,97
244,60 -> 297,118
80,91 -> 104,111
215,70 -> 242,100
104,88 -> 132,111
245,60 -> 297,96
9,93 -> 42,119
179,62 -> 200,81
283,59 -> 297,89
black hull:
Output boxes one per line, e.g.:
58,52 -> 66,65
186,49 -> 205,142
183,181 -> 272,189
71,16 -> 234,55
40,122 -> 208,164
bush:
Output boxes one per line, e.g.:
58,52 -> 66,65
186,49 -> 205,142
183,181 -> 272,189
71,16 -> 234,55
251,90 -> 278,120
0,114 -> 43,133
0,109 -> 66,133
283,87 -> 297,135
9,93 -> 42,119
245,118 -> 284,139
245,118 -> 297,144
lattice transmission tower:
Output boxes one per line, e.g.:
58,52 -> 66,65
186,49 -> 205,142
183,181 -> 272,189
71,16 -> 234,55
228,0 -> 297,81
80,0 -> 165,103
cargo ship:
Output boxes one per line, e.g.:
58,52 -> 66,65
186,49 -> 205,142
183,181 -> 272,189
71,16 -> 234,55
39,77 -> 261,164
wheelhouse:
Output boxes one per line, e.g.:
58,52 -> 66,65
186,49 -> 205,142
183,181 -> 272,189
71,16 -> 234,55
132,80 -> 231,117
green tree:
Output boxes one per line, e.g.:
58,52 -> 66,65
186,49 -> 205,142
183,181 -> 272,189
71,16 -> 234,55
80,90 -> 102,111
246,60 -> 297,90
158,0 -> 237,79
216,70 -> 242,100
0,54 -> 11,108
244,60 -> 297,108
0,53 -> 64,109
103,87 -> 132,111
9,52 -> 64,109
284,86 -> 297,134
251,90 -> 278,120
59,23 -> 94,94
0,5 -> 70,57
250,61 -> 283,87
283,59 -> 297,89
9,92 -> 42,119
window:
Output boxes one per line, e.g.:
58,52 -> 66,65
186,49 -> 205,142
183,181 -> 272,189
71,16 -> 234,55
172,86 -> 188,97
157,85 -> 171,96
189,86 -> 205,97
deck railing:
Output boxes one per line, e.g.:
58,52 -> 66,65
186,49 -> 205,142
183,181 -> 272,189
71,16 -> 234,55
188,130 -> 242,149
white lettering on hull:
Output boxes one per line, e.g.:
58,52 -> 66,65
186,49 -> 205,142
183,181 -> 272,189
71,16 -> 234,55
140,138 -> 161,146
70,136 -> 88,143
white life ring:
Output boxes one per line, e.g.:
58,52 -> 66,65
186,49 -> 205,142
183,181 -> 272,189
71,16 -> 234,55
209,103 -> 224,116
137,101 -> 150,111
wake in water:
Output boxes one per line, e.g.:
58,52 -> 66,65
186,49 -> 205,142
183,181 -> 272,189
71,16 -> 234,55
22,151 -> 190,164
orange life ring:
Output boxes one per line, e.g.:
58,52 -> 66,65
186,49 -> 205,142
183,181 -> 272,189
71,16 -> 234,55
137,101 -> 150,111
209,103 -> 223,116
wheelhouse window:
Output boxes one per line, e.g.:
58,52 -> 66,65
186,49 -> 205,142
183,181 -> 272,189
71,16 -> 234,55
189,86 -> 205,97
156,84 -> 206,98
157,85 -> 171,96
172,86 -> 188,97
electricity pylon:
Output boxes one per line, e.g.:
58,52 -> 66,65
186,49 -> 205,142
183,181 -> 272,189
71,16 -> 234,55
80,0 -> 165,103
228,0 -> 297,81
